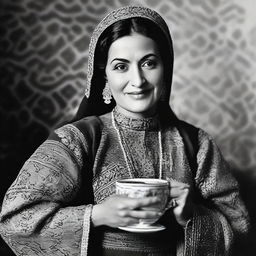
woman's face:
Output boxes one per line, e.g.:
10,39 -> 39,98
105,32 -> 164,118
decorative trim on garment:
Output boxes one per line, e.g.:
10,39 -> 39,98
55,124 -> 87,168
80,204 -> 93,256
113,107 -> 159,131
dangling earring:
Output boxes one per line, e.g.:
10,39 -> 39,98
102,81 -> 112,104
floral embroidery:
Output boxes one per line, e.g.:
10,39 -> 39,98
55,124 -> 86,168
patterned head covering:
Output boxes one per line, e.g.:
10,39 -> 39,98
74,5 -> 174,119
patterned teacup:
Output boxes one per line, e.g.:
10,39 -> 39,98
116,178 -> 169,227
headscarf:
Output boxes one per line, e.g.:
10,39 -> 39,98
74,5 -> 174,121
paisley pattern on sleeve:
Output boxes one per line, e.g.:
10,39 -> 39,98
0,124 -> 93,256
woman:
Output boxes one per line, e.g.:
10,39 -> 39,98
0,5 -> 250,256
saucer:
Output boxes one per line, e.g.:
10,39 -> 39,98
118,224 -> 165,233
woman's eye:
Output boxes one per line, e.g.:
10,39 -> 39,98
142,59 -> 157,69
114,63 -> 127,71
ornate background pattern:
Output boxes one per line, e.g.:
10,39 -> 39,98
0,0 -> 255,255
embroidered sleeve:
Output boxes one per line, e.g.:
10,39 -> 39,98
182,130 -> 250,256
0,124 -> 93,256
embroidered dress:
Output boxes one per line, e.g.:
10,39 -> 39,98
0,5 -> 250,256
0,109 -> 250,255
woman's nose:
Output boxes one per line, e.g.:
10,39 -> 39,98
130,66 -> 145,87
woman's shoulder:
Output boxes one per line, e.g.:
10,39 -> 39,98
51,113 -> 112,140
57,112 -> 111,139
175,119 -> 218,154
71,112 -> 111,130
176,119 -> 213,141
47,114 -> 110,154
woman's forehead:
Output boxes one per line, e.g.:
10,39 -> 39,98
107,33 -> 160,61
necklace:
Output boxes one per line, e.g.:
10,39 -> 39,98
111,110 -> 163,179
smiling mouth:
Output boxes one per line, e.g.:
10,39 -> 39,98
127,89 -> 151,95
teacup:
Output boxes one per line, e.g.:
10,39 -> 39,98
116,178 -> 169,227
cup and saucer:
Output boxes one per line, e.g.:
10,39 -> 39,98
116,178 -> 169,233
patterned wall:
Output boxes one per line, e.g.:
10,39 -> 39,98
0,0 -> 256,254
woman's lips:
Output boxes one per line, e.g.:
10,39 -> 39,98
126,89 -> 152,99
127,89 -> 151,95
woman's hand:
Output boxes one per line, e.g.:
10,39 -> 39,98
91,195 -> 162,228
169,179 -> 195,227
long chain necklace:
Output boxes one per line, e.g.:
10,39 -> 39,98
111,111 -> 163,179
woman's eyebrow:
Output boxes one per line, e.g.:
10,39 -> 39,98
110,54 -> 159,64
110,58 -> 129,64
141,53 -> 159,61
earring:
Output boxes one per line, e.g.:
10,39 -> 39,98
102,82 -> 112,104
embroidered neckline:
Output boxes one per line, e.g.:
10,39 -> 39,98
112,110 -> 163,179
113,107 -> 159,131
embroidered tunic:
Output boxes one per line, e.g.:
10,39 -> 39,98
0,5 -> 250,256
0,110 -> 250,255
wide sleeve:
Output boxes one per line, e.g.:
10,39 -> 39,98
0,124 -> 93,256
182,129 -> 250,256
